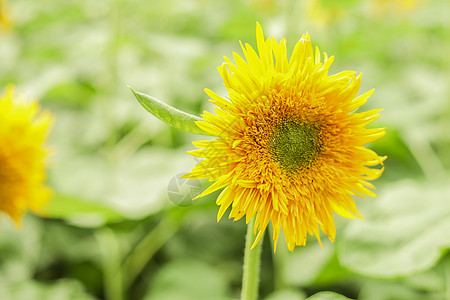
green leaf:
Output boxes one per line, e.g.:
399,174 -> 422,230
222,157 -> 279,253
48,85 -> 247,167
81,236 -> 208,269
283,242 -> 334,287
306,291 -> 352,300
339,180 -> 450,278
42,80 -> 96,109
143,259 -> 229,300
130,87 -> 210,136
0,275 -> 96,300
40,194 -> 125,227
264,289 -> 306,300
47,148 -> 197,225
359,279 -> 445,300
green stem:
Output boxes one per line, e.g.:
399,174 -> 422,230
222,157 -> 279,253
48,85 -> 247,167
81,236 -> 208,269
122,217 -> 179,288
96,228 -> 123,300
241,217 -> 263,300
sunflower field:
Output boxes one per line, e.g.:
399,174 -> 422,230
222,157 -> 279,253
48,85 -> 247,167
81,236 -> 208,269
0,0 -> 449,299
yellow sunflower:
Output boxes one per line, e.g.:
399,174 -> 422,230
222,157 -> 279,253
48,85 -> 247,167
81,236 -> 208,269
0,0 -> 11,30
185,23 -> 385,251
0,86 -> 53,225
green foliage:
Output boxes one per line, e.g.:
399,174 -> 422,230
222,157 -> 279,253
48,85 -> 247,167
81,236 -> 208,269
143,259 -> 229,300
41,194 -> 125,227
130,88 -> 210,136
264,289 -> 306,300
0,277 -> 96,300
339,181 -> 450,278
1,0 -> 449,299
306,292 -> 352,300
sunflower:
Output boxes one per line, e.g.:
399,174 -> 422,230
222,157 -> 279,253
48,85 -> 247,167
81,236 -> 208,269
185,23 -> 385,251
0,86 -> 53,225
0,0 -> 11,29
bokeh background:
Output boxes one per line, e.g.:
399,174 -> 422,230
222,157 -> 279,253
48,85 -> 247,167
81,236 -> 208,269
1,0 -> 449,299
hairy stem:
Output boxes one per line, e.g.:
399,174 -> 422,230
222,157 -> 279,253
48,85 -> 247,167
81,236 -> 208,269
241,217 -> 263,300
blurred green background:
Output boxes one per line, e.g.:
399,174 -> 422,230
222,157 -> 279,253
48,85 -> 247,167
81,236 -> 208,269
1,0 -> 449,299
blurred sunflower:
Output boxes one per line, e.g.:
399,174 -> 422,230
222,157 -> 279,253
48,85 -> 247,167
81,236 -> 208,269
0,86 -> 53,225
185,23 -> 385,251
370,0 -> 421,18
0,0 -> 11,30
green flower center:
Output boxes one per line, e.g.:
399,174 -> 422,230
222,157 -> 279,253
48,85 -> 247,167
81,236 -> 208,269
270,120 -> 321,174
